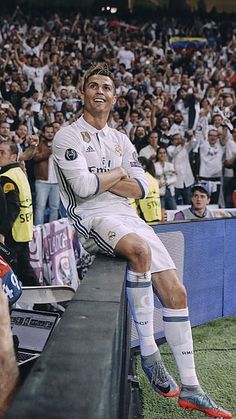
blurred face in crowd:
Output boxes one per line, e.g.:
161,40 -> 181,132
156,147 -> 167,163
54,112 -> 64,124
148,132 -> 158,149
43,126 -> 54,142
52,122 -> 61,134
207,87 -> 216,98
32,57 -> 40,68
172,134 -> 182,146
0,122 -> 11,138
11,82 -> 20,93
135,126 -> 146,138
174,112 -> 183,124
117,97 -> 126,108
20,80 -> 29,92
160,117 -> 170,131
213,115 -> 222,128
143,107 -> 152,118
16,124 -> 28,139
208,129 -> 218,145
130,112 -> 139,125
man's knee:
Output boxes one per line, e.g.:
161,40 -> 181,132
115,234 -> 151,270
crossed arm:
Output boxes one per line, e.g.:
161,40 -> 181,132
97,167 -> 145,199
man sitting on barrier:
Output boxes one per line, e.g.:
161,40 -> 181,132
174,183 -> 214,220
53,64 -> 232,419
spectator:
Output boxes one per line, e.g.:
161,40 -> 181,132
169,110 -> 186,138
198,128 -> 225,204
14,52 -> 51,94
139,130 -> 159,161
155,147 -> 177,210
33,124 -> 60,225
117,42 -> 135,70
174,183 -> 214,220
132,125 -> 149,153
167,131 -> 196,205
156,116 -> 172,149
0,139 -> 39,286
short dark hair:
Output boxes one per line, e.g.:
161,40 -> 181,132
138,156 -> 156,178
0,139 -> 18,157
82,64 -> 115,92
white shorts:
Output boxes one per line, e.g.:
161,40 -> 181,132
82,214 -> 175,274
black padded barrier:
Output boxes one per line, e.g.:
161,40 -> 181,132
5,255 -> 132,419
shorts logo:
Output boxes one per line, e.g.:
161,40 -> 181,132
65,149 -> 78,161
115,144 -> 122,156
108,231 -> 116,240
81,132 -> 91,143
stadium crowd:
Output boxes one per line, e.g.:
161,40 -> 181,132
0,6 -> 236,225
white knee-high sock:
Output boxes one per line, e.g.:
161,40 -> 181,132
126,269 -> 158,357
163,307 -> 199,386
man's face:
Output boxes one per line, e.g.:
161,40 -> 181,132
43,127 -> 54,141
11,82 -> 19,92
174,112 -> 183,123
83,75 -> 116,116
52,122 -> 61,133
208,130 -> 218,145
192,190 -> 210,211
0,123 -> 10,138
149,132 -> 158,148
160,118 -> 169,130
0,143 -> 17,167
130,113 -> 139,124
55,112 -> 64,124
32,57 -> 40,68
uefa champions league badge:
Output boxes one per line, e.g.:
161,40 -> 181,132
65,149 -> 78,161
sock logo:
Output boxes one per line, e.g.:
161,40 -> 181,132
182,350 -> 193,355
134,320 -> 149,325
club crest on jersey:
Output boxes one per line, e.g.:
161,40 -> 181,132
115,144 -> 122,156
65,148 -> 78,161
81,132 -> 91,143
108,231 -> 116,240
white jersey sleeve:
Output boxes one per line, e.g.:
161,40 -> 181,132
119,132 -> 149,198
53,126 -> 99,198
